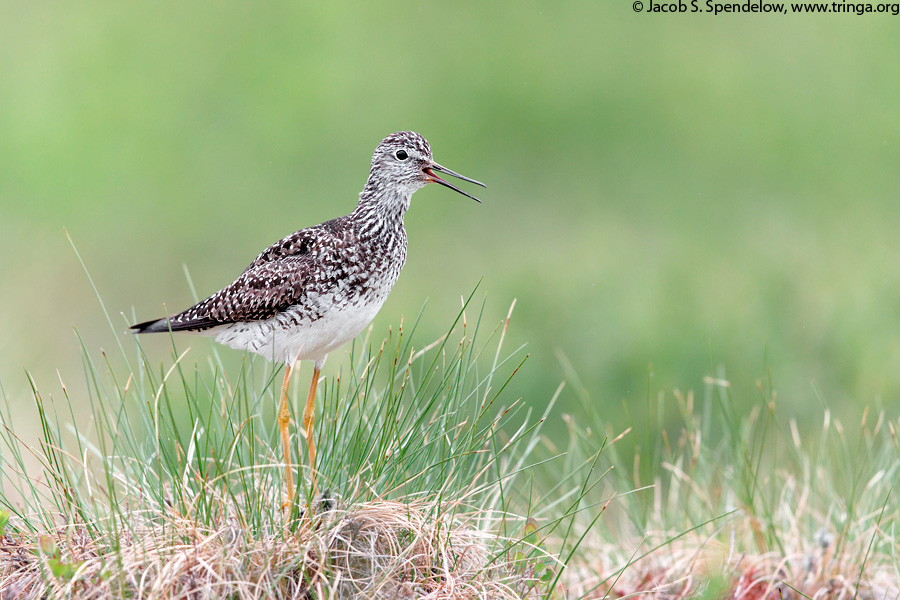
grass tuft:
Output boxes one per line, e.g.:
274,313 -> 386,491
1,264 -> 898,599
558,373 -> 900,600
0,292 -> 601,599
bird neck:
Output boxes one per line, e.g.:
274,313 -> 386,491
353,182 -> 411,237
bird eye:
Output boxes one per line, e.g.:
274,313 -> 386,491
395,150 -> 408,160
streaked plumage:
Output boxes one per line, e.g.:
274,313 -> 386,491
131,131 -> 483,367
130,131 -> 485,504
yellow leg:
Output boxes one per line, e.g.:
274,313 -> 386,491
278,363 -> 294,507
303,364 -> 321,500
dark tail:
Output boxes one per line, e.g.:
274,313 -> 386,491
129,317 -> 182,333
130,318 -> 170,334
131,314 -> 222,334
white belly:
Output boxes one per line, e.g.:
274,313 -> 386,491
211,293 -> 388,365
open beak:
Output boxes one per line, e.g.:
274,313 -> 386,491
423,162 -> 486,203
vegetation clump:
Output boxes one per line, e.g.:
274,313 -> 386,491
1,297 -> 898,599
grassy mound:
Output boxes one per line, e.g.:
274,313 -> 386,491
1,296 -> 599,598
1,287 -> 897,598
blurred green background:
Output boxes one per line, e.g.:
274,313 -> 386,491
2,2 -> 899,441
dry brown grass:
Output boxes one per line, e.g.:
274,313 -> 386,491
565,527 -> 899,600
556,399 -> 900,600
1,497 -> 551,600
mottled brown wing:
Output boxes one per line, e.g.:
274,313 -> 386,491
131,221 -> 346,334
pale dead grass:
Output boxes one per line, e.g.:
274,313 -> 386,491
559,404 -> 900,600
0,498 -> 542,600
566,527 -> 899,600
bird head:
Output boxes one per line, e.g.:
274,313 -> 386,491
368,131 -> 485,202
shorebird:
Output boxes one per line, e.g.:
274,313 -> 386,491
131,131 -> 484,504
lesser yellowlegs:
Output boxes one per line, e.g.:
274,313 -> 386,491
131,131 -> 485,504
